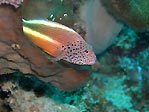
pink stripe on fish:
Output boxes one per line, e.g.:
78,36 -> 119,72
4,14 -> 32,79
0,0 -> 23,8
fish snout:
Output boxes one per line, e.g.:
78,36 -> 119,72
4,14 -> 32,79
85,51 -> 96,65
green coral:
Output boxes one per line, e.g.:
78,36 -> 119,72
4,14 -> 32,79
101,0 -> 149,31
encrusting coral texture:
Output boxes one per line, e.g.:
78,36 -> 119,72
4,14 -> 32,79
0,0 -> 23,8
1,81 -> 79,112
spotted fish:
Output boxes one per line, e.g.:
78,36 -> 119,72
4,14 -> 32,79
22,19 -> 96,65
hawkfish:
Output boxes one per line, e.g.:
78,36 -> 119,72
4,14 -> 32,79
22,19 -> 96,65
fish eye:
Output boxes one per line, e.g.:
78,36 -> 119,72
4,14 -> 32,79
84,50 -> 88,53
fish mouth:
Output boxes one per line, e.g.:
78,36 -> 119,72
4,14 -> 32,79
87,55 -> 96,65
87,60 -> 96,65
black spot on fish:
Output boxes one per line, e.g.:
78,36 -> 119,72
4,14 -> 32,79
74,53 -> 78,55
63,47 -> 66,50
85,50 -> 88,53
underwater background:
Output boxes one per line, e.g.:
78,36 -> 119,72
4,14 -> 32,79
0,0 -> 149,112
